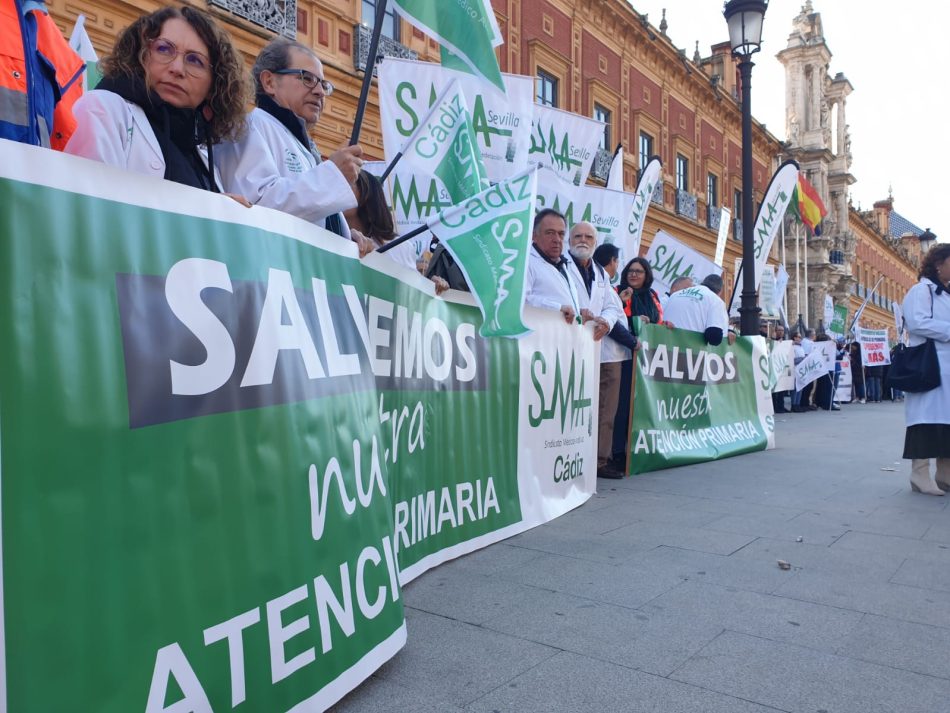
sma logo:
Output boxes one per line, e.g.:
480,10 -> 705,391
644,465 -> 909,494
528,350 -> 592,435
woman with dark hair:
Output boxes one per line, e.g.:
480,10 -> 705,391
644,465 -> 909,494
618,257 -> 664,333
901,243 -> 950,495
65,6 -> 248,195
612,256 -> 665,465
345,170 -> 449,293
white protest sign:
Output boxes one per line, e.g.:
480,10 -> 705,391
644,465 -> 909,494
645,229 -> 722,298
823,294 -> 834,326
836,355 -> 853,403
769,339 -> 795,393
536,167 -> 636,247
528,103 -> 604,185
378,57 -> 533,183
795,341 -> 836,390
714,206 -> 731,267
856,326 -> 891,367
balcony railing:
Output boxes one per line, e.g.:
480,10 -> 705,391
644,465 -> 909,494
707,205 -> 721,231
733,219 -> 742,242
675,189 -> 697,220
355,25 -> 418,73
210,0 -> 296,38
589,148 -> 613,182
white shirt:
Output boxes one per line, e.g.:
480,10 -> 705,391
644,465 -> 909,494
526,245 -> 581,317
215,107 -> 356,235
662,285 -> 728,335
903,278 -> 950,426
566,256 -> 626,362
65,90 -> 217,186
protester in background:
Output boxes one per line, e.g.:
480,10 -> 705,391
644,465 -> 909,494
812,334 -> 837,410
613,256 -> 664,464
774,324 -> 786,340
565,222 -> 618,342
850,341 -> 866,403
216,38 -> 372,252
865,363 -> 884,403
344,170 -> 449,293
593,243 -> 639,479
700,274 -> 734,344
901,243 -> 950,496
663,275 -> 728,346
525,208 -> 579,325
799,328 -> 818,409
66,6 -> 247,197
2,0 -> 83,148
889,343 -> 905,402
791,331 -> 807,413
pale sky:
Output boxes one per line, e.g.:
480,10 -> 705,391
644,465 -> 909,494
630,0 -> 948,242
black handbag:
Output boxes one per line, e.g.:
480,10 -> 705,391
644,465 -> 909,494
886,287 -> 941,393
887,340 -> 940,393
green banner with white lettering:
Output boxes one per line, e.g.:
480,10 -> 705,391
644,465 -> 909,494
0,141 -> 596,712
628,325 -> 775,474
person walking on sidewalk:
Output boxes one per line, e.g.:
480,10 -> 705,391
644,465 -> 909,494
901,243 -> 950,496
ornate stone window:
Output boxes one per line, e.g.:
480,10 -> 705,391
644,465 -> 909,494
209,0 -> 296,38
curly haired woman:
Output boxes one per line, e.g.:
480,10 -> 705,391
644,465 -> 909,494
66,6 -> 248,195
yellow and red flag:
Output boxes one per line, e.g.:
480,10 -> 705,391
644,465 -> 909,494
790,174 -> 828,235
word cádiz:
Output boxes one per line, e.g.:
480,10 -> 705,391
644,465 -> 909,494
410,91 -> 467,159
163,258 -> 479,396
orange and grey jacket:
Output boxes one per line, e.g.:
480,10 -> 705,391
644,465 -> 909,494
1,0 -> 83,148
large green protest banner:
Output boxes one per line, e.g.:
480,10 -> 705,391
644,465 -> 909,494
628,325 -> 775,474
0,141 -> 596,711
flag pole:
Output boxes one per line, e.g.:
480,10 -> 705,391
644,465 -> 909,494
376,223 -> 428,254
795,222 -> 801,325
803,224 -> 810,328
349,0 -> 389,146
780,218 -> 788,320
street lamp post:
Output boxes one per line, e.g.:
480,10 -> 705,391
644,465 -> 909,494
724,0 -> 768,336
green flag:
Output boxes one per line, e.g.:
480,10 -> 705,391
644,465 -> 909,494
400,79 -> 490,203
428,168 -> 537,338
393,0 -> 506,93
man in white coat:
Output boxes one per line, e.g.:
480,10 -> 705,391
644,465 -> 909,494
525,209 -> 581,325
663,274 -> 728,346
216,38 -> 370,252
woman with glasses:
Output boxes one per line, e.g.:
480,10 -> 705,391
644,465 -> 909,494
65,6 -> 247,194
216,38 -> 371,254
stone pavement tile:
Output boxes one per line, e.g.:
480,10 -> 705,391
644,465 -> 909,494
728,537 -> 906,584
835,613 -> 950,680
830,530 -> 950,565
676,498 -> 804,522
402,569 -> 551,626
643,580 -> 864,653
624,545 -> 790,595
670,630 -> 950,713
533,500 -> 647,535
372,608 -> 559,707
467,650 -> 786,713
704,511 -> 847,546
890,557 -> 950,594
497,551 -> 686,609
432,542 -> 547,577
504,523 -> 657,565
481,587 -> 722,677
602,520 -> 757,556
773,569 -> 950,629
587,494 -> 726,529
922,522 -> 950,545
329,675 -> 465,712
789,508 -> 931,540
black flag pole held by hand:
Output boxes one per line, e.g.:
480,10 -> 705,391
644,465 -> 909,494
350,0 -> 388,146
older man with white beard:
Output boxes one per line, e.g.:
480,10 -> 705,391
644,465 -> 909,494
566,223 -> 637,479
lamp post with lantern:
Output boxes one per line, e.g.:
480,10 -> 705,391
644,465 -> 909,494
723,0 -> 768,335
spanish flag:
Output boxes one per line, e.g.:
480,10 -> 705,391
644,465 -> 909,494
790,175 -> 827,235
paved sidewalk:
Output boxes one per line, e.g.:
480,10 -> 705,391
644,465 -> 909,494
333,401 -> 950,712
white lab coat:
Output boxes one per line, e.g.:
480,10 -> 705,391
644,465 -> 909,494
525,246 -> 581,317
902,278 -> 950,426
663,285 -> 729,335
566,257 -> 626,363
215,108 -> 355,236
65,90 -> 216,185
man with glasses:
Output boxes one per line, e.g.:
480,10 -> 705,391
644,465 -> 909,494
217,38 -> 370,251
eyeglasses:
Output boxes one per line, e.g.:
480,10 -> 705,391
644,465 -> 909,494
627,269 -> 646,275
272,69 -> 334,96
148,38 -> 212,77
